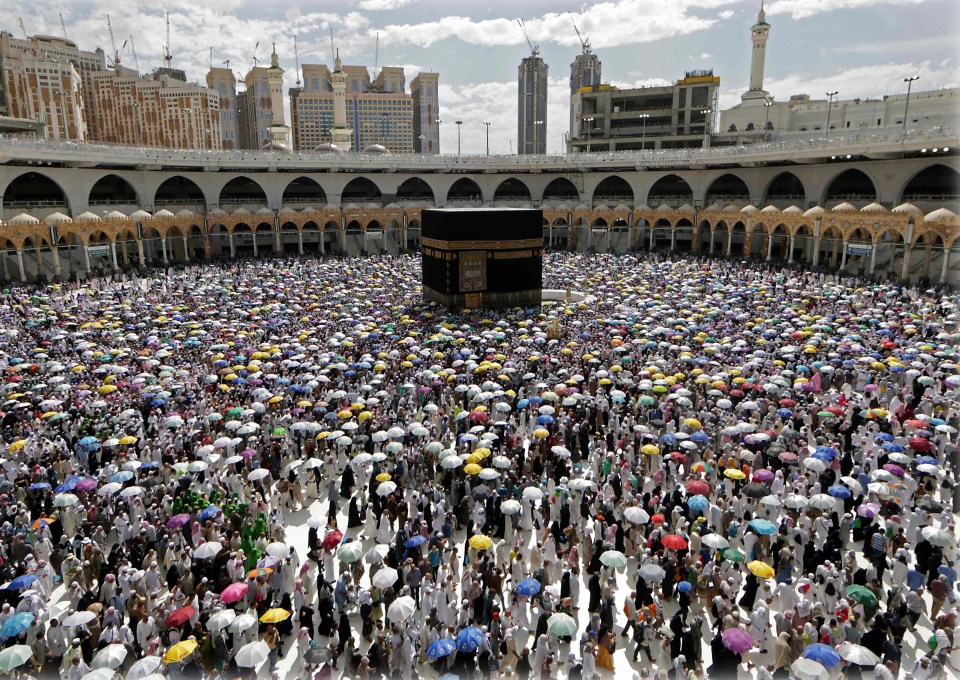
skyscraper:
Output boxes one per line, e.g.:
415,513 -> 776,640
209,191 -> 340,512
411,72 -> 439,153
569,42 -> 601,142
206,67 -> 238,149
518,53 -> 548,155
236,47 -> 285,150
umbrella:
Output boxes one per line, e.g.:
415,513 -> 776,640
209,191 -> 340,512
836,643 -> 880,666
522,487 -> 543,501
468,534 -> 493,551
193,542 -> 222,560
372,567 -> 399,589
721,548 -> 746,563
92,644 -> 128,670
228,612 -> 258,633
53,493 -> 79,507
721,628 -> 755,653
791,658 -> 827,680
220,582 -> 248,604
0,645 -> 33,670
515,578 -> 542,597
365,544 -> 391,564
205,609 -> 236,632
802,643 -> 841,668
599,550 -> 628,569
126,656 -> 163,680
165,605 -> 196,628
661,535 -> 688,551
921,526 -> 956,547
701,534 -> 729,550
845,585 -> 878,607
388,596 -> 417,621
4,574 -> 37,591
304,648 -> 333,665
0,612 -> 33,637
322,530 -> 343,550
747,561 -> 775,578
162,640 -> 197,663
500,499 -> 521,515
259,608 -> 291,624
166,513 -> 191,528
623,507 -> 650,524
747,519 -> 777,535
547,612 -> 578,637
427,638 -> 458,660
337,542 -> 365,563
235,641 -> 270,668
456,626 -> 486,652
638,563 -> 666,581
684,480 -> 710,496
686,495 -> 709,512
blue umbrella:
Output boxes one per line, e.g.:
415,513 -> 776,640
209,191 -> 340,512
150,398 -> 166,408
110,471 -> 134,483
882,443 -> 905,453
527,396 -> 543,406
660,434 -> 678,446
536,415 -> 554,425
198,505 -> 221,521
776,408 -> 793,418
516,399 -> 529,410
802,643 -> 841,668
874,433 -> 895,442
677,581 -> 693,593
27,483 -> 50,491
687,495 -> 709,512
690,431 -> 710,443
426,638 -> 457,660
827,485 -> 852,499
748,519 -> 777,535
0,612 -> 33,638
4,574 -> 37,591
914,456 -> 938,466
456,626 -> 486,653
139,461 -> 159,470
54,476 -> 81,493
514,578 -> 542,597
78,436 -> 100,446
404,535 -> 427,548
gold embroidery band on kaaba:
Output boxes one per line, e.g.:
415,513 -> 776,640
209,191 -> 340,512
421,238 -> 543,250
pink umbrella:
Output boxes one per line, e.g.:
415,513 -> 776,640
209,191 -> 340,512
167,513 -> 191,528
752,469 -> 775,482
882,464 -> 905,477
220,582 -> 248,604
75,478 -> 98,492
721,628 -> 755,653
857,503 -> 880,518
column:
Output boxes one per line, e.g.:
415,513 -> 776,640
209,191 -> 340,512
229,232 -> 236,258
50,245 -> 62,279
161,238 -> 168,264
766,233 -> 774,261
811,238 -> 821,267
297,229 -> 304,255
649,227 -> 655,250
182,237 -> 190,262
252,231 -> 259,257
670,229 -> 676,251
869,244 -> 877,273
137,239 -> 146,267
901,246 -> 912,280
2,252 -> 9,280
83,244 -> 92,274
273,226 -> 282,255
16,250 -> 26,282
788,235 -> 796,263
726,230 -> 733,257
940,248 -> 950,283
110,242 -> 119,270
709,230 -> 715,254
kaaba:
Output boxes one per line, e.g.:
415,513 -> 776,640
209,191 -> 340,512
421,208 -> 543,309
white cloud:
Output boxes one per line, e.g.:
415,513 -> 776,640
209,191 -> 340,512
766,0 -> 926,19
373,0 -> 739,49
358,0 -> 413,10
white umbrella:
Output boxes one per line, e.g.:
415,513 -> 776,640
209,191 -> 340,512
228,612 -> 258,633
372,567 -> 399,589
836,642 -> 879,666
802,458 -> 827,473
193,542 -> 223,560
92,644 -> 128,670
98,482 -> 123,496
759,495 -> 782,508
62,610 -> 97,627
265,543 -> 289,559
119,486 -> 144,498
80,669 -> 115,680
126,655 -> 163,680
522,487 -> 543,501
784,494 -> 809,509
387,595 -> 416,621
440,455 -> 462,469
567,478 -> 596,492
623,507 -> 650,525
187,461 -> 209,473
921,526 -> 956,547
808,494 -> 837,511
0,645 -> 33,670
701,534 -> 729,550
364,544 -> 390,564
478,468 -> 500,481
247,468 -> 270,482
336,542 -> 365,563
500,499 -> 521,515
638,564 -> 666,581
205,610 -> 236,632
235,641 -> 270,668
377,481 -> 398,496
791,657 -> 827,680
53,494 -> 79,507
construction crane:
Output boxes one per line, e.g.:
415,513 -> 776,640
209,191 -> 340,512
516,19 -> 539,57
252,41 -> 260,69
59,13 -> 68,40
329,28 -> 335,66
162,12 -> 173,68
130,36 -> 140,75
106,15 -> 121,67
293,35 -> 301,86
209,47 -> 213,72
18,18 -> 27,40
571,15 -> 591,54
374,32 -> 379,80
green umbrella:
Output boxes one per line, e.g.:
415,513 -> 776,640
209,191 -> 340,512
598,550 -> 628,569
0,645 -> 33,671
227,407 -> 244,418
846,585 -> 878,607
638,396 -> 656,406
721,548 -> 746,563
546,613 -> 578,637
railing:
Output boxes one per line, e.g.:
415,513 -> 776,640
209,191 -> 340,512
1,126 -> 956,170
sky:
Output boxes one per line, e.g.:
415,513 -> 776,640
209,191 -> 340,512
1,0 -> 957,154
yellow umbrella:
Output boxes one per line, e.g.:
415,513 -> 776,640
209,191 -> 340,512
8,441 -> 26,452
724,469 -> 746,480
747,560 -> 775,579
358,411 -> 373,421
268,396 -> 284,404
473,448 -> 491,459
599,378 -> 612,386
468,534 -> 493,551
259,608 -> 291,624
466,454 -> 482,465
316,432 -> 330,440
684,418 -> 702,429
641,444 -> 660,456
41,411 -> 59,419
376,473 -> 392,482
532,428 -> 550,439
119,436 -> 138,445
338,410 -> 353,419
217,385 -> 231,392
296,400 -> 313,407
463,463 -> 482,475
163,640 -> 198,663
98,385 -> 117,394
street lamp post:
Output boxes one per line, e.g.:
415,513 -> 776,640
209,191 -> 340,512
638,113 -> 649,150
455,120 -> 462,155
583,116 -> 594,153
435,119 -> 441,153
824,91 -> 838,140
763,99 -> 773,143
699,108 -> 712,148
902,76 -> 919,134
532,120 -> 544,154
483,121 -> 491,156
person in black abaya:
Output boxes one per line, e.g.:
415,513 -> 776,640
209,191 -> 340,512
739,573 -> 760,610
709,631 -> 742,678
587,572 -> 602,614
347,497 -> 363,529
339,464 -> 355,500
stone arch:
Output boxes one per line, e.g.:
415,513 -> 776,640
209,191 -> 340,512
341,177 -> 382,204
817,223 -> 845,268
282,176 -> 326,206
592,175 -> 634,205
219,176 -> 268,208
899,164 -> 960,206
88,174 -> 139,208
3,171 -> 69,213
706,173 -> 750,205
674,218 -> 694,253
446,177 -> 483,204
647,174 -> 693,207
768,223 -> 790,260
493,178 -> 532,203
592,217 -> 608,227
823,168 -> 877,205
301,221 -> 324,253
763,171 -> 806,207
541,177 -> 579,203
395,177 -> 435,203
154,176 -> 206,211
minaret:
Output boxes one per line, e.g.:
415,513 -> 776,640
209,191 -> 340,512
266,43 -> 290,146
330,52 -> 353,149
749,2 -> 769,93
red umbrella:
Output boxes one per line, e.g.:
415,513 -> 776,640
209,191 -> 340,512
730,389 -> 745,398
684,480 -> 710,496
322,530 -> 344,550
662,534 -> 689,551
165,605 -> 197,628
905,419 -> 927,429
651,513 -> 665,524
220,582 -> 248,604
779,399 -> 797,407
824,406 -> 845,417
669,452 -> 687,464
908,437 -> 933,452
467,410 -> 489,423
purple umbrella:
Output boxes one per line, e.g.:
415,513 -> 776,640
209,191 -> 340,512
75,478 -> 98,493
882,464 -> 905,477
167,513 -> 191,528
752,469 -> 775,482
857,503 -> 880,518
240,449 -> 257,458
721,628 -> 755,653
